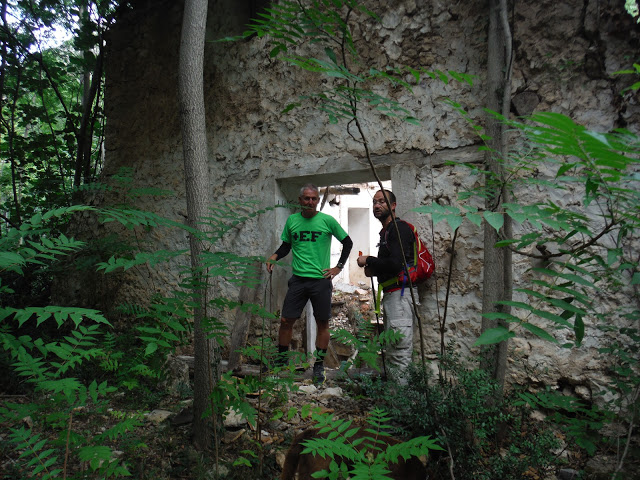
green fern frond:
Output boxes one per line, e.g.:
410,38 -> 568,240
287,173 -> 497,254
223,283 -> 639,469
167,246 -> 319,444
4,305 -> 110,328
9,427 -> 60,480
115,303 -> 148,316
96,249 -> 187,273
97,412 -> 144,441
99,207 -> 189,232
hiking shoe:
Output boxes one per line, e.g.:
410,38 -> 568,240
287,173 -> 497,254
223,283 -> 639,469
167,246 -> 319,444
312,362 -> 326,385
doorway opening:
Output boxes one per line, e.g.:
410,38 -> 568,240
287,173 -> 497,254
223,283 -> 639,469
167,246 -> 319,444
316,181 -> 391,289
275,175 -> 391,359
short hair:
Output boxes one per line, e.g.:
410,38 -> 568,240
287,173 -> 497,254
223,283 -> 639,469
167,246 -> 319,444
299,183 -> 320,197
377,189 -> 396,204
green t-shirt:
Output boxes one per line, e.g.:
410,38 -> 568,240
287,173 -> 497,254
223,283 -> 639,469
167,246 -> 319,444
281,212 -> 348,278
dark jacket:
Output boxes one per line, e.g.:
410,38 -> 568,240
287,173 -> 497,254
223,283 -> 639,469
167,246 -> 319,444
366,218 -> 415,292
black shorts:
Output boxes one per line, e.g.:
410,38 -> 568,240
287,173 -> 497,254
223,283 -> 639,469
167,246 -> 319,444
281,275 -> 333,321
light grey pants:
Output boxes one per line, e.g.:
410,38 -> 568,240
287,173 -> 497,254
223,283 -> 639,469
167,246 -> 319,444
381,287 -> 418,381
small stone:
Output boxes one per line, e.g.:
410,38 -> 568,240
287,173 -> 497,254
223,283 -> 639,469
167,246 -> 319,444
276,450 -> 287,469
224,408 -> 248,428
319,387 -> 343,398
207,464 -> 229,478
530,410 -> 546,422
146,409 -> 172,424
298,384 -> 318,394
557,468 -> 580,480
223,429 -> 246,443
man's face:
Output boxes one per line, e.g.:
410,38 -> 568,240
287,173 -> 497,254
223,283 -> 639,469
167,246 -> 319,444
372,191 -> 394,221
299,188 -> 319,214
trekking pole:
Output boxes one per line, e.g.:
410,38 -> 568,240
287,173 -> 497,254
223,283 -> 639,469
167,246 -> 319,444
362,251 -> 387,380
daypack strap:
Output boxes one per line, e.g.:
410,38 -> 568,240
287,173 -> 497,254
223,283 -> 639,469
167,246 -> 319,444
374,282 -> 401,314
374,280 -> 416,314
374,220 -> 421,312
379,224 -> 418,293
374,282 -> 404,314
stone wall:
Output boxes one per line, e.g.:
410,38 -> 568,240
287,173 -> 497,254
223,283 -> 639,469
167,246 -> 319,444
75,0 -> 640,400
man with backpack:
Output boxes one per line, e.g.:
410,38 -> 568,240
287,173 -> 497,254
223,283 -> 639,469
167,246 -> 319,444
357,189 -> 434,382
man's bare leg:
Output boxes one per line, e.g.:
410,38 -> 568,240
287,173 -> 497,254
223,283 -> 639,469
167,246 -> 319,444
278,317 -> 298,347
315,318 -> 330,350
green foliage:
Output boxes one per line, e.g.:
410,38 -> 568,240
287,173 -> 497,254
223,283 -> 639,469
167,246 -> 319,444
94,294 -> 194,394
210,365 -> 295,430
624,0 -> 639,23
95,195 -> 292,461
296,408 -> 440,480
0,1 -> 124,230
0,206 -> 145,479
0,202 -> 216,477
331,309 -> 402,372
361,350 -> 561,480
613,63 -> 640,92
0,205 -> 95,278
9,426 -> 65,480
415,99 -> 640,473
417,105 -> 640,349
91,196 -> 281,370
517,389 -> 610,456
215,338 -> 315,429
445,110 -> 640,474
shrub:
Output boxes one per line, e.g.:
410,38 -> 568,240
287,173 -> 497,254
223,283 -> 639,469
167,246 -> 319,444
361,348 -> 562,480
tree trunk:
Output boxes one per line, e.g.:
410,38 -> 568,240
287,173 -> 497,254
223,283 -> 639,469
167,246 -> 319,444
0,0 -> 7,116
74,44 -> 104,187
480,0 -> 513,390
178,0 -> 218,451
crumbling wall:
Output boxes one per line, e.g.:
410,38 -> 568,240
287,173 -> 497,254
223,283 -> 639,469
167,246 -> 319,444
68,0 -> 640,399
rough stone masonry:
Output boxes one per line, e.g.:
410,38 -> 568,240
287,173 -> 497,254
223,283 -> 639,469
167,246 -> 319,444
57,0 -> 640,407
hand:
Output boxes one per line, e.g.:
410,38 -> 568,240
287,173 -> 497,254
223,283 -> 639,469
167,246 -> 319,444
266,254 -> 278,273
323,267 -> 341,279
357,255 -> 370,267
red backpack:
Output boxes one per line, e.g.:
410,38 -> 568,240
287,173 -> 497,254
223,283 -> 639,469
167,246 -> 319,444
381,220 -> 435,289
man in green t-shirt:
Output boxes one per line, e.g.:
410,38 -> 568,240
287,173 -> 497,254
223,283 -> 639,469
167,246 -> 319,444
266,184 -> 353,384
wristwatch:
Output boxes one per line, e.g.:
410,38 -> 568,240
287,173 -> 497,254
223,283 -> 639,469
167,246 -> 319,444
336,262 -> 344,269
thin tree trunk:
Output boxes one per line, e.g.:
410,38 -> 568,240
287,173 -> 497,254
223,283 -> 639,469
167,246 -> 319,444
178,0 -> 217,451
0,0 -> 7,116
7,68 -> 22,226
80,47 -> 103,184
74,4 -> 104,187
480,0 -> 512,390
0,0 -> 22,230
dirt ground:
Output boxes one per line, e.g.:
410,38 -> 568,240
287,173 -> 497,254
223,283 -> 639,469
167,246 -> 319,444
130,287 -> 384,479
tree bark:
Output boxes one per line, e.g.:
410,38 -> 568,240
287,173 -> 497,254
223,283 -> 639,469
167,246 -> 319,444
178,0 -> 218,451
480,0 -> 512,390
